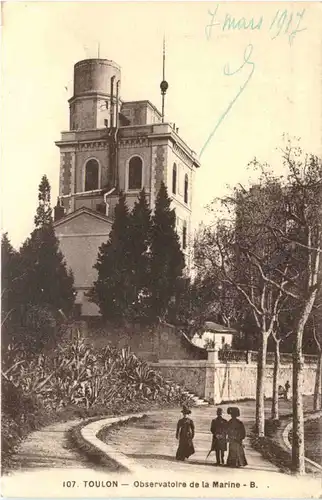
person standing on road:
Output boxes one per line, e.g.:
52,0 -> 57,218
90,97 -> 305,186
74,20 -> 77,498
175,405 -> 195,461
210,407 -> 228,465
226,406 -> 248,468
284,380 -> 291,401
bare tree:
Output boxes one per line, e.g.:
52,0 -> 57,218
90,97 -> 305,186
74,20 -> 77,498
195,197 -> 293,437
271,323 -> 293,420
312,317 -> 322,411
196,141 -> 322,471
253,142 -> 322,474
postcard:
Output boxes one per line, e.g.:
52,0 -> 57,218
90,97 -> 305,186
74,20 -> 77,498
1,1 -> 322,499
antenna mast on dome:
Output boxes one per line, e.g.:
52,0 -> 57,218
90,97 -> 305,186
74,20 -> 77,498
160,35 -> 168,123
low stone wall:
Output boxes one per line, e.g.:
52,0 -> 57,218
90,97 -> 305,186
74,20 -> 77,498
69,320 -> 317,404
70,320 -> 207,362
150,359 -> 317,403
150,360 -> 208,398
209,363 -> 316,404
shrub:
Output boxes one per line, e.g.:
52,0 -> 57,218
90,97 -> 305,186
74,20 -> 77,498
2,331 -> 193,465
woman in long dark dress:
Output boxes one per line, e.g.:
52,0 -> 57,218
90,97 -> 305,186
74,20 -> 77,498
226,407 -> 247,467
176,405 -> 195,461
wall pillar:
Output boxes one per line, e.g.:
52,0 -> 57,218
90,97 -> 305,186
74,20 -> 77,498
70,151 -> 76,212
205,347 -> 220,404
208,348 -> 219,363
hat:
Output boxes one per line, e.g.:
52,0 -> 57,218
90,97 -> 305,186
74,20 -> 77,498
181,405 -> 191,415
227,406 -> 240,417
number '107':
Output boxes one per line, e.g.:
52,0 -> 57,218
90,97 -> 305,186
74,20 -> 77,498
63,481 -> 76,488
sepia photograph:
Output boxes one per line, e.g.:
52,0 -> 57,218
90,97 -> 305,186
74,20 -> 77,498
1,1 -> 322,498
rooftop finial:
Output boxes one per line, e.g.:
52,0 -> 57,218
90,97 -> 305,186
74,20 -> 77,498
160,34 -> 168,123
97,41 -> 100,59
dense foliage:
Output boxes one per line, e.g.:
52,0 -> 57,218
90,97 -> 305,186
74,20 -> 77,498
34,174 -> 52,228
2,333 -> 193,464
91,191 -> 134,320
1,175 -> 75,352
127,188 -> 152,318
149,182 -> 185,319
1,233 -> 23,329
91,183 -> 185,322
20,225 -> 75,314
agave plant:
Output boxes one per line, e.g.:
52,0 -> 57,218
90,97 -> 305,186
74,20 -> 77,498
3,328 -> 195,415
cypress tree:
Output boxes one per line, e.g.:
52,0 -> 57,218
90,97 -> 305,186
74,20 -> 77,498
34,175 -> 52,227
149,182 -> 185,320
127,188 -> 152,318
91,191 -> 133,319
20,175 -> 75,314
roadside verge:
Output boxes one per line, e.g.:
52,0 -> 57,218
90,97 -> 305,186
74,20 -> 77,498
282,411 -> 322,474
250,410 -> 322,475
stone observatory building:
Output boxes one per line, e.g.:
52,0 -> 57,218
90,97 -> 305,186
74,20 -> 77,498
53,57 -> 200,316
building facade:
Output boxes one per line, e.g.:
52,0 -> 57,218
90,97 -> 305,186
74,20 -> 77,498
191,322 -> 238,350
54,58 -> 200,315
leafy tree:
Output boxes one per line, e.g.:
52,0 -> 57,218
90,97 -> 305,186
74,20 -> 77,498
91,191 -> 134,320
174,269 -> 240,338
149,182 -> 185,320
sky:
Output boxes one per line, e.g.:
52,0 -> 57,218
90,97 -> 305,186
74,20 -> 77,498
2,1 -> 322,248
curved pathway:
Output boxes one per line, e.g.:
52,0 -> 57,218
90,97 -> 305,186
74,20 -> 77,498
102,398 -> 316,473
6,419 -> 89,471
2,398 -> 321,498
103,406 -> 278,473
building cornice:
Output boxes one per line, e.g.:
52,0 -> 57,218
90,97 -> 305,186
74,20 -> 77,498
55,139 -> 109,150
55,123 -> 201,169
146,124 -> 200,169
119,137 -> 149,148
69,93 -> 124,105
78,141 -> 108,151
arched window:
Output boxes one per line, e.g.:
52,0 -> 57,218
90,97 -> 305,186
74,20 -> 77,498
172,163 -> 177,194
128,156 -> 143,190
184,173 -> 189,204
182,220 -> 187,250
85,159 -> 99,191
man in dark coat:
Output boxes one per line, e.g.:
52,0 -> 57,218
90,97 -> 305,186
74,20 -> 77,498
176,405 -> 195,461
210,408 -> 228,465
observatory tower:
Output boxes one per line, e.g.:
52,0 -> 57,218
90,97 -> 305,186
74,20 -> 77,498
54,56 -> 200,315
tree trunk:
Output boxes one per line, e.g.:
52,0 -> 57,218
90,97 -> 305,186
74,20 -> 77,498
292,292 -> 318,474
255,331 -> 269,436
313,349 -> 322,410
292,344 -> 305,474
271,338 -> 280,420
